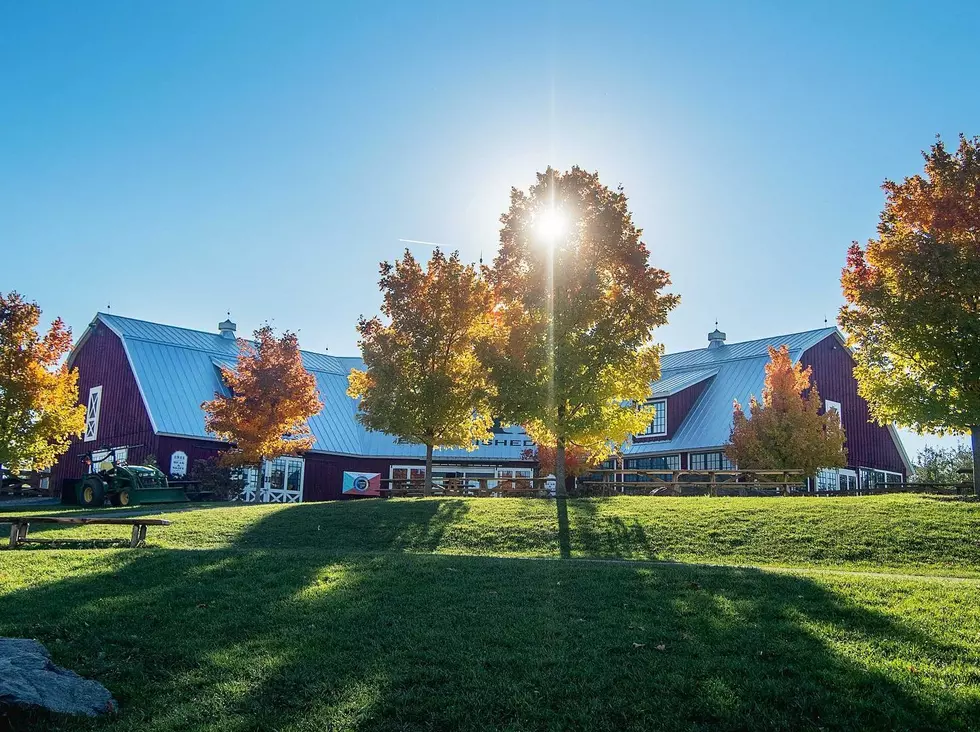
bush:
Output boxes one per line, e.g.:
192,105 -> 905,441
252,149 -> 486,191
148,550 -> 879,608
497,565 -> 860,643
189,457 -> 246,501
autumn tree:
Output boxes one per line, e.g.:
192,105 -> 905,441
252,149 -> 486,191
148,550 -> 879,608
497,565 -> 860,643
348,249 -> 494,494
521,443 -> 597,479
726,345 -> 846,479
0,292 -> 85,472
202,325 -> 321,467
482,167 -> 678,553
840,134 -> 980,494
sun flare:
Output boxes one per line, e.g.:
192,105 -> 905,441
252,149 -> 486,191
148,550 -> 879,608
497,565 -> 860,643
534,207 -> 567,244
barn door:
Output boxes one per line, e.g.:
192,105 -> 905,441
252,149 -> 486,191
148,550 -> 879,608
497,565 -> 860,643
262,456 -> 305,503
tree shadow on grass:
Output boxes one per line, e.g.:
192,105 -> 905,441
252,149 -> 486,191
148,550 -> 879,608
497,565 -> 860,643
1,506 -> 978,731
567,497 -> 660,560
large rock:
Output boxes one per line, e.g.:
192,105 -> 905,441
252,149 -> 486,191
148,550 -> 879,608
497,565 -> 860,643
0,638 -> 117,717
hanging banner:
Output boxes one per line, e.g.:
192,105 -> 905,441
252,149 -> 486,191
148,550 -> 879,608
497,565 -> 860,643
342,471 -> 381,496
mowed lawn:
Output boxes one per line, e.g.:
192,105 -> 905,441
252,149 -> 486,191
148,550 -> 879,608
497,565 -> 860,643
10,493 -> 980,573
1,495 -> 979,731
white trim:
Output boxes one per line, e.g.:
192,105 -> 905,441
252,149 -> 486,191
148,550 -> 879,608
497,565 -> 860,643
83,385 -> 103,442
887,423 -> 913,476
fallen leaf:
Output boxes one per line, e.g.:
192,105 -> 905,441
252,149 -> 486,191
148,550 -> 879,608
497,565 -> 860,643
656,644 -> 666,651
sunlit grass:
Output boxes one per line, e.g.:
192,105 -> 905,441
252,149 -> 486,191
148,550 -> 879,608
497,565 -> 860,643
2,548 -> 979,731
12,494 -> 980,574
3,495 -> 980,730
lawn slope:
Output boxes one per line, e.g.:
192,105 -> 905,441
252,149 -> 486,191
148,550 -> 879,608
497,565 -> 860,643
3,495 -> 980,731
16,494 -> 980,574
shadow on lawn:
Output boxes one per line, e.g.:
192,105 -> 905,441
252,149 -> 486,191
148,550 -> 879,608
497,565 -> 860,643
567,497 -> 659,559
2,507 -> 977,732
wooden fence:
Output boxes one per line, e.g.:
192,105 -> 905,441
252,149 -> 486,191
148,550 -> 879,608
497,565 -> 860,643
0,469 -> 51,497
380,476 -> 553,498
375,472 -> 974,499
580,469 -> 807,497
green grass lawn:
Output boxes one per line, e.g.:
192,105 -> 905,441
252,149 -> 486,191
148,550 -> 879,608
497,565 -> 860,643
13,493 -> 980,573
2,495 -> 980,730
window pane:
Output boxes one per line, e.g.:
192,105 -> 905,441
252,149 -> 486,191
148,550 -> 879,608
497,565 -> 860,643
646,400 -> 667,435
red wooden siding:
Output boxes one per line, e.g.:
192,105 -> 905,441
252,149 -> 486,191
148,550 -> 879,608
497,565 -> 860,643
154,435 -> 225,477
51,323 -> 157,486
634,377 -> 712,445
800,335 -> 908,476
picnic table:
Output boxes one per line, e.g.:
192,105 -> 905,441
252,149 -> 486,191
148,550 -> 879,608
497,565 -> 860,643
0,515 -> 171,548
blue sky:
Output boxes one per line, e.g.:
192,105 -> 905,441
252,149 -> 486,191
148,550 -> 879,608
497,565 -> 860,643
2,1 -> 977,456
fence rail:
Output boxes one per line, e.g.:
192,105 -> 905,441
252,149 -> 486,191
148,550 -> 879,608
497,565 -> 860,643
581,469 -> 807,497
0,469 -> 51,497
373,472 -> 974,499
379,476 -> 552,499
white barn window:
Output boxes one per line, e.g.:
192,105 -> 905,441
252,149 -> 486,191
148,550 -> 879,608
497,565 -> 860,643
824,400 -> 842,422
84,386 -> 103,443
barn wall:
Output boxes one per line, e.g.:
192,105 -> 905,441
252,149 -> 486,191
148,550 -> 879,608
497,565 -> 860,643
51,323 -> 157,487
800,335 -> 908,476
154,435 -> 226,478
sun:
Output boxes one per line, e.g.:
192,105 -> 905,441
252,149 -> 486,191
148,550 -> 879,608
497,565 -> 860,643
534,207 -> 567,244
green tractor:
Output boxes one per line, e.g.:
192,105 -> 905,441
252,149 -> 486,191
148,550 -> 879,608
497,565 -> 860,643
70,446 -> 188,507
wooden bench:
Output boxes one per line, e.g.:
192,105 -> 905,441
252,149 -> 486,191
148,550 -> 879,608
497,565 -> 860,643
0,516 -> 171,548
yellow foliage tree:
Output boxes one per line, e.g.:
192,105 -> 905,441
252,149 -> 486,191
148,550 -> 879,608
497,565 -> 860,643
348,249 -> 494,494
0,292 -> 85,472
482,168 -> 678,497
726,345 -> 846,479
202,325 -> 321,467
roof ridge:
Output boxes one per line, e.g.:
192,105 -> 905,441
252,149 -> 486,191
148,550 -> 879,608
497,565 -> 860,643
661,350 -> 805,370
98,312 -> 360,372
662,326 -> 837,360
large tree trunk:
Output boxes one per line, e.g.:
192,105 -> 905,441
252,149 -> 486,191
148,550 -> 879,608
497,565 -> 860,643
971,427 -> 980,498
555,436 -> 571,559
555,439 -> 567,499
424,442 -> 434,497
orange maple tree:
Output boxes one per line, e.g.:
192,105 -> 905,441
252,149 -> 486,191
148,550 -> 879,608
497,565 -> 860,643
0,292 -> 85,471
202,325 -> 321,466
840,134 -> 980,493
726,345 -> 845,478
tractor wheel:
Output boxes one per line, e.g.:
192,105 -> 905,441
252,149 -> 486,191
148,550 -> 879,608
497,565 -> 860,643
110,489 -> 132,507
76,476 -> 106,507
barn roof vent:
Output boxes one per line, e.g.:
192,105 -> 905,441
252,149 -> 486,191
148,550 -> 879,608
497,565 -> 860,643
218,319 -> 237,340
707,327 -> 726,349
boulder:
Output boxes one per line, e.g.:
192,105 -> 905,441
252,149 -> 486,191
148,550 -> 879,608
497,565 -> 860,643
0,638 -> 117,717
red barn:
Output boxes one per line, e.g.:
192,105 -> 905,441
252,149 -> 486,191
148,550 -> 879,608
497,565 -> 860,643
52,314 -> 910,500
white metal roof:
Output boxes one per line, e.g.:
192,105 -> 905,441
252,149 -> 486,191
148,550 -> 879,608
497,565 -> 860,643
81,313 -> 534,460
627,327 -> 840,456
74,314 -> 858,463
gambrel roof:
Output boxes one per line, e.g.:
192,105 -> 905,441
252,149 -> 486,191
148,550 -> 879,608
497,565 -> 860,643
71,314 -> 907,469
626,327 -> 841,456
71,313 -> 534,461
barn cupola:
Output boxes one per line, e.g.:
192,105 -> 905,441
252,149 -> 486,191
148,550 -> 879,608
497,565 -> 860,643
218,318 -> 237,339
707,325 -> 726,349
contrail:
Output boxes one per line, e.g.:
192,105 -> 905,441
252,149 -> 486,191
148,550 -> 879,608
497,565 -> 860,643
398,238 -> 446,248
